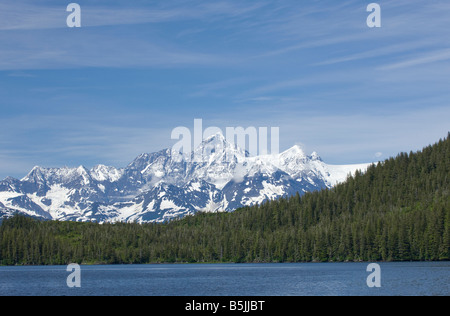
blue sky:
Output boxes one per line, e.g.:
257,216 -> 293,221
0,0 -> 449,179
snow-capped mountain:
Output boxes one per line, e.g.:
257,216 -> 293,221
0,134 -> 370,223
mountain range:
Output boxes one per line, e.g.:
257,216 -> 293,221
0,133 -> 370,223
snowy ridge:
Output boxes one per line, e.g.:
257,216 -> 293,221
0,134 -> 371,223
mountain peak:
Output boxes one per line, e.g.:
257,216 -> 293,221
309,151 -> 322,161
198,132 -> 228,151
280,144 -> 307,158
203,132 -> 226,143
21,166 -> 45,182
192,132 -> 247,164
77,165 -> 89,174
91,164 -> 123,182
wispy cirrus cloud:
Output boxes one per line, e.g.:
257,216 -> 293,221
0,26 -> 229,70
0,1 -> 267,31
313,40 -> 435,66
379,48 -> 450,70
0,0 -> 266,70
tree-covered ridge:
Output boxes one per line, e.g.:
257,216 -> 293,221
1,134 -> 449,265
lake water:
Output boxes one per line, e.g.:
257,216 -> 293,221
0,262 -> 448,296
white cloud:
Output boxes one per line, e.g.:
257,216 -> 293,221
0,30 -> 228,70
0,1 -> 267,31
0,1 -> 265,70
379,48 -> 450,70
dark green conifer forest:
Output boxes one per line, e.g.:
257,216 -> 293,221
0,134 -> 449,265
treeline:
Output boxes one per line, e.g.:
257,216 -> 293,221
0,134 -> 449,265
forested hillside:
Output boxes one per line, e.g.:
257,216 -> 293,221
1,134 -> 449,265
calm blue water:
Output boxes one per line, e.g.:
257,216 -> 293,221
0,262 -> 448,296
